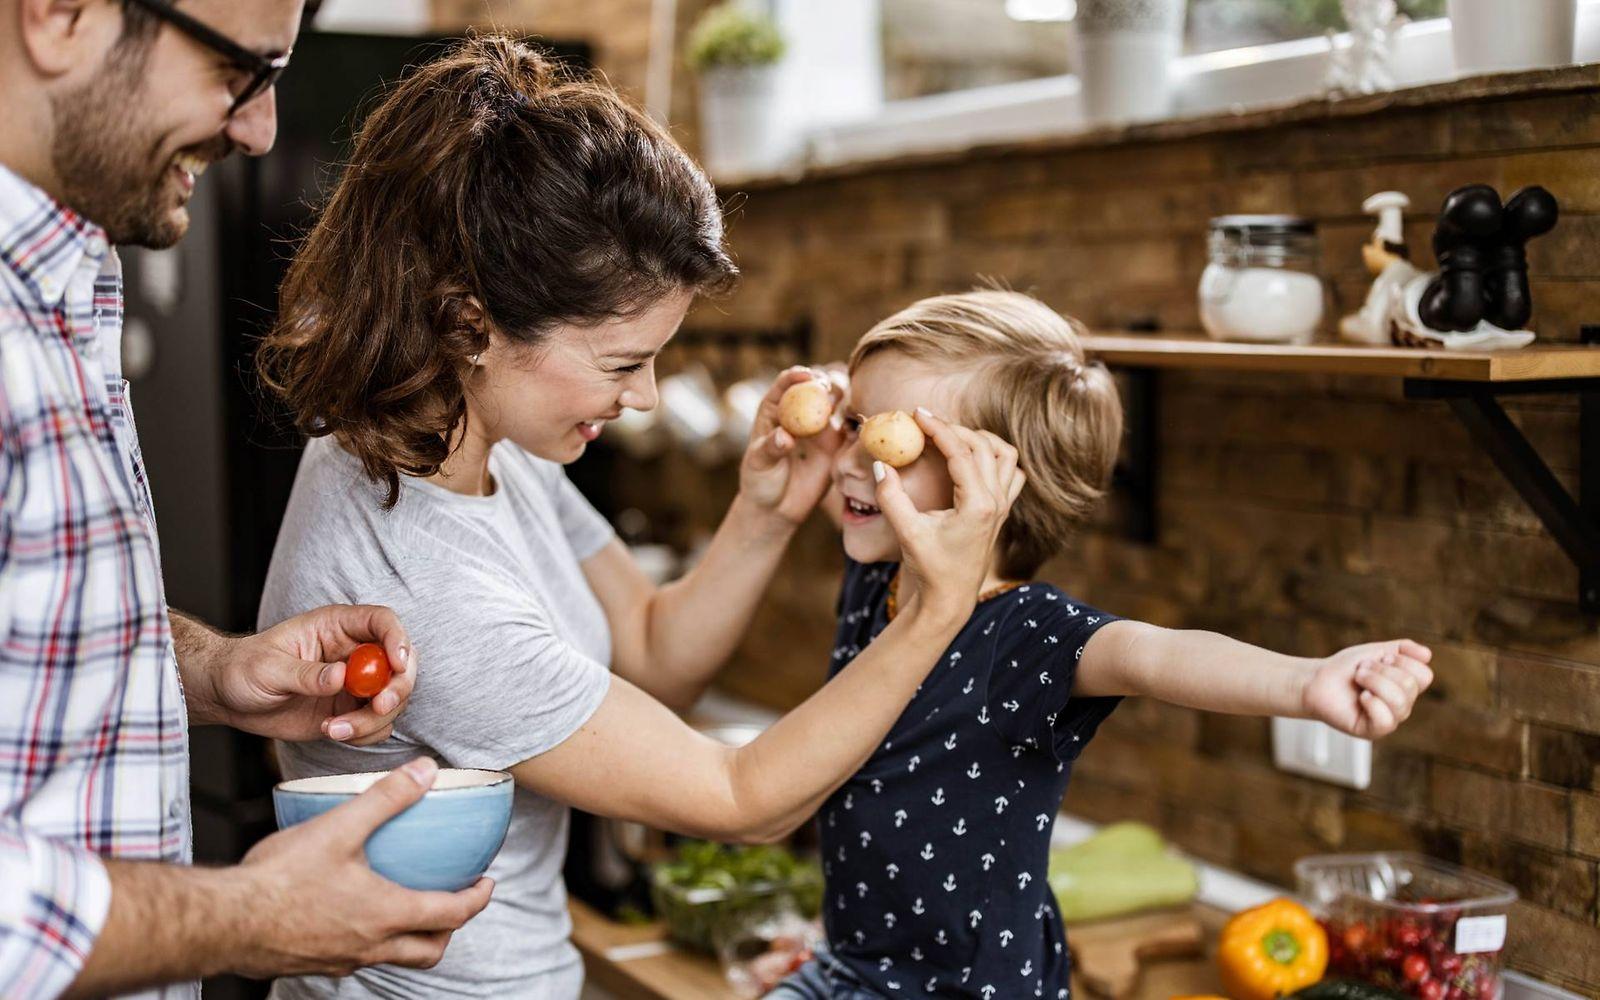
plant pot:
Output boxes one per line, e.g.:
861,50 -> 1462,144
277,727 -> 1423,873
1448,0 -> 1575,77
697,64 -> 796,177
1072,0 -> 1188,124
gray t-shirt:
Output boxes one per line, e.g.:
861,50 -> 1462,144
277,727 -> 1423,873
260,436 -> 614,999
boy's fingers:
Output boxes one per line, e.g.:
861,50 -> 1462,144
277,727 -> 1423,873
1394,655 -> 1433,691
746,428 -> 793,471
1358,690 -> 1396,734
1357,667 -> 1413,721
1396,638 -> 1433,663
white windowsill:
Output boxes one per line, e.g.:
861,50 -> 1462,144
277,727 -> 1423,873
722,3 -> 1600,186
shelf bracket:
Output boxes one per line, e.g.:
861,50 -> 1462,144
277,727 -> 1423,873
1404,344 -> 1600,616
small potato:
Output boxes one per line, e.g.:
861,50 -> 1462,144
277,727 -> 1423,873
860,410 -> 925,468
778,379 -> 833,437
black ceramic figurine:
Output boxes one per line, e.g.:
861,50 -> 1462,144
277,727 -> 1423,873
1419,184 -> 1559,334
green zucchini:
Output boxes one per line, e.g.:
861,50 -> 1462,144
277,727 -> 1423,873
1047,846 -> 1199,923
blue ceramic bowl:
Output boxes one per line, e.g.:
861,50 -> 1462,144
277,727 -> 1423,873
273,767 -> 513,891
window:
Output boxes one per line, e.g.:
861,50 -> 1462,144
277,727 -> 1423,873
881,0 -> 1447,100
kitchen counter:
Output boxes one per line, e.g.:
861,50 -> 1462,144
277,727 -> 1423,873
570,898 -> 1233,1000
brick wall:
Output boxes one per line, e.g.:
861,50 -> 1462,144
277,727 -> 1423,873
611,79 -> 1600,991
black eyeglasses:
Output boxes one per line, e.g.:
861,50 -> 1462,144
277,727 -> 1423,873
123,0 -> 293,116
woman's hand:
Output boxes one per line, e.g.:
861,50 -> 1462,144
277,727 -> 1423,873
1302,639 -> 1434,738
874,409 -> 1025,619
738,366 -> 847,527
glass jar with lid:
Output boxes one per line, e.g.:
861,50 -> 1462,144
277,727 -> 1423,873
1198,215 -> 1325,344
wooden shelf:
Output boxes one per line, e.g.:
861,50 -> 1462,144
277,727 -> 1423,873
1082,333 -> 1600,383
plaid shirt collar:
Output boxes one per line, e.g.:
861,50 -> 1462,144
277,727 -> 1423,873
0,162 -> 113,318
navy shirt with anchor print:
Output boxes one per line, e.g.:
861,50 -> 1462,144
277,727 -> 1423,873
818,559 -> 1122,1000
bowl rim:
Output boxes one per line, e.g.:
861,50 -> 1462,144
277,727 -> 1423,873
274,767 -> 512,796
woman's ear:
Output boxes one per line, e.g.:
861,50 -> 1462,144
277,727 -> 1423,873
453,296 -> 491,365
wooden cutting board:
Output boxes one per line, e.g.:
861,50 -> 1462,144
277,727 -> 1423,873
1068,908 -> 1208,999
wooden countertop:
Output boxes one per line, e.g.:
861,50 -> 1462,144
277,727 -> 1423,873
571,899 -> 1233,1000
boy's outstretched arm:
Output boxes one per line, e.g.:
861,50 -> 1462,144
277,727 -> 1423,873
1074,622 -> 1434,739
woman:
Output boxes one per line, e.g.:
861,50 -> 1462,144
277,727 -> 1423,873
256,36 -> 1022,999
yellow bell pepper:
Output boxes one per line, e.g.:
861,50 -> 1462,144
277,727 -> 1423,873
1217,898 -> 1328,1000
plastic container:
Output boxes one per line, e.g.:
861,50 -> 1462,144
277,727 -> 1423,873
649,858 -> 822,954
1199,215 -> 1325,344
1295,853 -> 1517,1000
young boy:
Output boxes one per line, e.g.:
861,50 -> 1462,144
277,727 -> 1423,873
772,290 -> 1433,1000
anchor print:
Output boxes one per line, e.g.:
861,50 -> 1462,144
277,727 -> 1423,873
1025,618 -> 1038,628
827,811 -> 836,828
871,778 -> 883,794
1009,659 -> 1019,669
931,788 -> 946,806
911,947 -> 924,961
911,897 -> 925,915
1003,700 -> 1020,712
886,982 -> 901,992
1045,634 -> 1059,645
880,957 -> 894,971
886,862 -> 899,880
1066,604 -> 1080,616
962,968 -> 972,984
884,912 -> 897,928
857,882 -> 868,898
925,978 -> 938,993
961,677 -> 975,695
1012,746 -> 1026,759
977,706 -> 990,725
966,762 -> 982,779
1045,591 -> 1057,600
854,930 -> 866,945
844,792 -> 854,810
994,796 -> 1008,814
968,910 -> 982,929
981,852 -> 996,871
935,929 -> 948,945
1039,670 -> 1052,685
1021,960 -> 1034,976
943,874 -> 958,892
952,818 -> 968,836
1035,813 -> 1051,831
944,733 -> 959,750
860,830 -> 872,848
908,755 -> 921,773
1017,871 -> 1033,889
838,845 -> 848,861
894,809 -> 908,828
981,987 -> 997,1000
921,843 -> 935,861
999,929 -> 1014,947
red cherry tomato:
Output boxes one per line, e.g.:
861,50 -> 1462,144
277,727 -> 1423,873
343,643 -> 392,699
1343,922 -> 1371,952
1418,978 -> 1445,1000
1403,952 -> 1431,983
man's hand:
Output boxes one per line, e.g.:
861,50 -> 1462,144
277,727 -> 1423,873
1303,639 -> 1434,739
176,606 -> 414,745
235,759 -> 494,977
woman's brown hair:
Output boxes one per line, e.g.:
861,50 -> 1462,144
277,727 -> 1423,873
258,34 -> 738,505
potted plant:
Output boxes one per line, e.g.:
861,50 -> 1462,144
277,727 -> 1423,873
687,2 -> 792,177
1072,0 -> 1189,124
1448,0 -> 1576,77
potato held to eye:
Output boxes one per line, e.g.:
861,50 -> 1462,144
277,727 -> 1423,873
778,379 -> 834,437
861,411 -> 925,468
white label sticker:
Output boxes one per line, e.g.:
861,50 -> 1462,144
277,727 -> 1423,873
1454,914 -> 1507,954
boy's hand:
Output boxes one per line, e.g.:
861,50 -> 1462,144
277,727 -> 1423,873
1302,639 -> 1434,738
875,409 -> 1024,620
740,367 -> 847,526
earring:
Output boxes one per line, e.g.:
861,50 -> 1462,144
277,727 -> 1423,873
471,353 -> 483,366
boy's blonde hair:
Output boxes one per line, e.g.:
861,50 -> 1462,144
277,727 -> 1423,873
849,290 -> 1122,579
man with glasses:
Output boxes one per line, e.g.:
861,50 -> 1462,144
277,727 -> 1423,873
0,2 -> 493,997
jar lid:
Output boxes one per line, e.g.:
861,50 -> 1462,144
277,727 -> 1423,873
1210,215 -> 1317,239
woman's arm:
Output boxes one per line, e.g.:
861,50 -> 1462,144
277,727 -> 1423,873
527,413 -> 1023,840
1076,621 -> 1434,738
584,368 -> 846,709
513,592 -> 967,843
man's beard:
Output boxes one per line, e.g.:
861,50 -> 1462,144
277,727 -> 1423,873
49,47 -> 229,249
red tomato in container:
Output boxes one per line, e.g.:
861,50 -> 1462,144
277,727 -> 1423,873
343,643 -> 392,699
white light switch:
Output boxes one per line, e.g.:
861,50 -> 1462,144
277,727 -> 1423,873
1271,717 -> 1371,789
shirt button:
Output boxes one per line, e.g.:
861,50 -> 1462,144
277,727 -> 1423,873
86,235 -> 108,258
166,798 -> 184,820
36,276 -> 59,300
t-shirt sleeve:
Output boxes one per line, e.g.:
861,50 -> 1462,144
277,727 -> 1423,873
550,468 -> 615,562
378,559 -> 612,772
983,588 -> 1121,763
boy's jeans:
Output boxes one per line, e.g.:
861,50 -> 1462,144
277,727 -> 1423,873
765,949 -> 884,1000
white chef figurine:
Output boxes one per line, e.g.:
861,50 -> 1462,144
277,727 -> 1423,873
1339,191 -> 1421,345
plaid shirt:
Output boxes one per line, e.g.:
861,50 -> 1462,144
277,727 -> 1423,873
0,165 -> 193,1000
